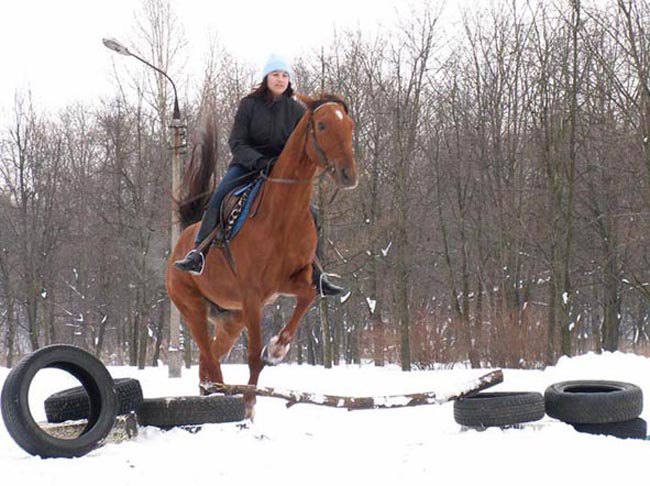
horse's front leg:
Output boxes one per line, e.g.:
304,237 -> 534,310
242,298 -> 264,420
263,268 -> 317,365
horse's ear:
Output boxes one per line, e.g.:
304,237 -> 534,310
295,93 -> 315,110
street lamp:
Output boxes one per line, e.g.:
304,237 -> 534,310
102,37 -> 181,121
103,37 -> 184,378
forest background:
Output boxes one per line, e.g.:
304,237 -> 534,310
2,0 -> 649,372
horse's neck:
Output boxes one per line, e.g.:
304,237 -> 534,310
262,117 -> 316,222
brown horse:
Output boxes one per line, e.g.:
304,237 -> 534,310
165,93 -> 357,418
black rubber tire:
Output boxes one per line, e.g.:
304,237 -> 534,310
136,395 -> 245,429
0,345 -> 117,458
454,392 -> 545,428
572,418 -> 647,440
544,380 -> 643,424
45,377 -> 143,423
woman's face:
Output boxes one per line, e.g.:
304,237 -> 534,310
267,70 -> 290,97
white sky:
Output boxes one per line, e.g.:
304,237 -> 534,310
0,0 -> 427,118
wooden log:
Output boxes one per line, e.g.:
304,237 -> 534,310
207,369 -> 503,410
38,412 -> 138,443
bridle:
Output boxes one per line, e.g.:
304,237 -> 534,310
261,101 -> 346,185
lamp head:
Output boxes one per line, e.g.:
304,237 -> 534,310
102,38 -> 131,56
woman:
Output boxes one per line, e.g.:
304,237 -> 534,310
174,54 -> 345,297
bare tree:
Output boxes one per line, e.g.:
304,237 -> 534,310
0,97 -> 67,351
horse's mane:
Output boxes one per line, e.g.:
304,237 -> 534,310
301,93 -> 349,115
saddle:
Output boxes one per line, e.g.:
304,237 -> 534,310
191,176 -> 264,276
212,177 -> 264,248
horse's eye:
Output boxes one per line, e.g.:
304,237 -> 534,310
317,121 -> 326,130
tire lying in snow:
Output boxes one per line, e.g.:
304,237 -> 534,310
453,392 -> 545,428
572,418 -> 647,440
137,395 -> 245,429
1,345 -> 117,458
45,377 -> 144,423
544,380 -> 643,424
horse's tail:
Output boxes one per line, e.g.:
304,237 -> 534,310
176,113 -> 218,229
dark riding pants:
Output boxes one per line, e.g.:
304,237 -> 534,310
195,164 -> 257,244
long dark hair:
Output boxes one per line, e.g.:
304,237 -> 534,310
248,75 -> 295,104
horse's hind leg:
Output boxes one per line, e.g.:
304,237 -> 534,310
240,298 -> 265,420
209,310 -> 245,362
173,296 -> 223,392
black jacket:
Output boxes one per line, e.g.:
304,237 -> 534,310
228,93 -> 306,171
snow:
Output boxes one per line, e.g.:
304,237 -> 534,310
1,352 -> 650,484
366,297 -> 377,314
381,241 -> 392,257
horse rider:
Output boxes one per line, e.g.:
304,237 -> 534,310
174,54 -> 346,297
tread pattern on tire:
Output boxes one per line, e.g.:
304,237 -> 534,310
45,377 -> 143,423
454,391 -> 545,428
544,380 -> 643,424
136,395 -> 245,428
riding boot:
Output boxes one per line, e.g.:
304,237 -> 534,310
312,263 -> 347,297
174,202 -> 220,275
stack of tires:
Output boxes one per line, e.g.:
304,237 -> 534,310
44,377 -> 245,431
1,345 -> 245,458
545,380 -> 646,440
453,379 -> 646,440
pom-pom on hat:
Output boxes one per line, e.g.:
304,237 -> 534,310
261,54 -> 292,79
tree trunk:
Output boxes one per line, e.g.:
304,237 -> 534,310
183,322 -> 192,368
138,318 -> 148,370
396,211 -> 411,371
151,303 -> 166,366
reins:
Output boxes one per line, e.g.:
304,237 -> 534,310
261,101 -> 343,185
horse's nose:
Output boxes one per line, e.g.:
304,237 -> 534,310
341,167 -> 351,185
340,167 -> 357,188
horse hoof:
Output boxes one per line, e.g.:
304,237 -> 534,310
245,405 -> 255,422
261,336 -> 290,366
261,345 -> 277,366
244,396 -> 256,422
199,382 -> 222,395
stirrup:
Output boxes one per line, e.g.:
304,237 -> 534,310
317,272 -> 347,298
189,251 -> 205,276
174,249 -> 205,276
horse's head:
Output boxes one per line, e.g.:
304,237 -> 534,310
297,93 -> 358,189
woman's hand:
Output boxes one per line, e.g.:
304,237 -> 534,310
255,156 -> 278,172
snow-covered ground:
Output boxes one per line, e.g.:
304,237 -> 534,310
1,352 -> 649,485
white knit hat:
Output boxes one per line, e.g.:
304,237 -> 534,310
261,54 -> 292,79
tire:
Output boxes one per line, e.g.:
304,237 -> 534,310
454,392 -> 545,428
137,395 -> 245,429
572,418 -> 647,440
1,345 -> 117,458
45,377 -> 143,423
544,380 -> 643,424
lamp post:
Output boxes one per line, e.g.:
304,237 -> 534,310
103,37 -> 184,378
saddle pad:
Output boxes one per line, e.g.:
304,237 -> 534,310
228,177 -> 264,240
